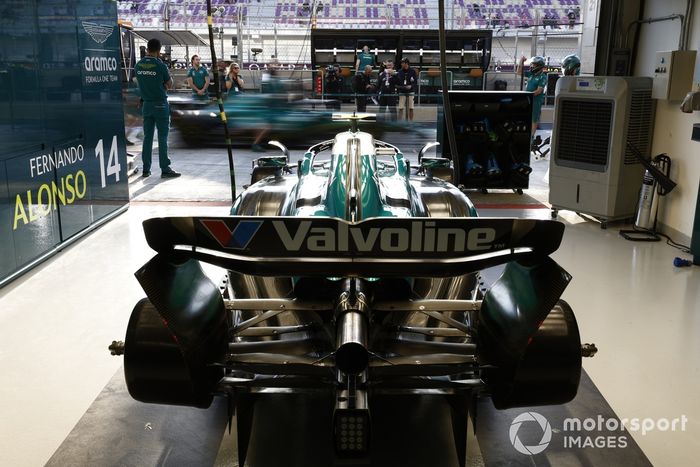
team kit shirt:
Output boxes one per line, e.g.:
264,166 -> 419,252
357,51 -> 374,70
187,65 -> 209,95
135,56 -> 171,102
225,75 -> 243,94
525,71 -> 548,122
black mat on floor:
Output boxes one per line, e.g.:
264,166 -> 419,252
45,369 -> 229,467
45,369 -> 465,467
47,370 -> 650,466
476,370 -> 652,466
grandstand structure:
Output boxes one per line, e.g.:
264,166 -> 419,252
118,0 -> 581,30
276,0 -> 432,29
454,0 -> 581,29
117,0 -> 587,72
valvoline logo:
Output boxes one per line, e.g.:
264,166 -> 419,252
199,218 -> 498,253
200,219 -> 262,250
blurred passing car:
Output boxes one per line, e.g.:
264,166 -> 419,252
169,93 -> 406,147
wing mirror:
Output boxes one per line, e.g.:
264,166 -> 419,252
417,141 -> 440,165
267,140 -> 289,162
417,142 -> 454,183
250,141 -> 291,180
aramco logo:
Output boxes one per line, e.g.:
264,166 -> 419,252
509,412 -> 552,455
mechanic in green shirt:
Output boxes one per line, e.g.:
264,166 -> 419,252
518,55 -> 548,142
187,54 -> 210,99
134,39 -> 180,178
355,45 -> 375,73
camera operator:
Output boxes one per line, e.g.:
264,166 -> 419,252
324,63 -> 343,110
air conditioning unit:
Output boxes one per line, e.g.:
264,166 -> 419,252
549,76 -> 655,226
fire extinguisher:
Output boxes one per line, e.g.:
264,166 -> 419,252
620,154 -> 673,241
634,154 -> 671,230
634,168 -> 657,230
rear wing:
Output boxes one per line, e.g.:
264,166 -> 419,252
142,216 -> 565,278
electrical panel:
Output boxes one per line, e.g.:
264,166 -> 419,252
611,48 -> 631,76
652,50 -> 697,101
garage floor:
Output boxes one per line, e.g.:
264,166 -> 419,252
0,129 -> 698,466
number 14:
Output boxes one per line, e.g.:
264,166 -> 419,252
95,136 -> 122,188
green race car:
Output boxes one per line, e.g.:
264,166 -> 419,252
170,93 -> 413,147
113,115 -> 594,466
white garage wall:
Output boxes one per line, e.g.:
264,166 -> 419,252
633,0 -> 700,241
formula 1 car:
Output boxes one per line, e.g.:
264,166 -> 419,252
112,115 -> 594,466
169,93 -> 413,147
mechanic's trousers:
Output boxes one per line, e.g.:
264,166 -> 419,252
141,101 -> 171,172
356,94 -> 368,113
378,95 -> 397,120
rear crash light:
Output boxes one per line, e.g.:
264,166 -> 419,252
334,409 -> 370,456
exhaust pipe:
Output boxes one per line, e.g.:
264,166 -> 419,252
335,281 -> 369,375
336,311 -> 368,374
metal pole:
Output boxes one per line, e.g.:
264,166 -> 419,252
578,8 -> 584,61
184,0 -> 189,63
542,30 -> 547,58
578,30 -> 583,64
438,0 -> 460,178
163,0 -> 171,59
532,10 -> 539,57
417,71 -> 421,105
205,0 -> 237,202
247,24 -> 251,64
237,7 -> 243,62
164,0 -> 170,30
